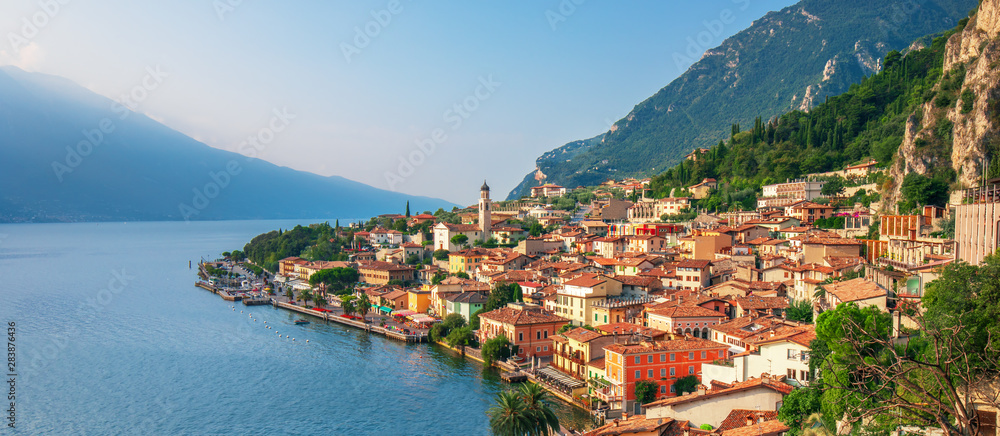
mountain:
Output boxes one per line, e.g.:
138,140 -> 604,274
507,0 -> 978,200
0,67 -> 457,223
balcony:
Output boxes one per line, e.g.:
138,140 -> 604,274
592,386 -> 622,403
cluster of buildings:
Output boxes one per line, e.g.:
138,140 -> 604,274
272,174 -> 1000,434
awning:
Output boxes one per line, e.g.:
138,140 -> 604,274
537,366 -> 586,389
377,306 -> 393,313
393,310 -> 417,317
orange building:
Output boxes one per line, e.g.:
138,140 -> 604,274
601,337 -> 728,414
478,303 -> 568,361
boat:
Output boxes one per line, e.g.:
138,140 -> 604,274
294,319 -> 310,325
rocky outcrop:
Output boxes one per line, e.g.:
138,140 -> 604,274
885,0 -> 1000,211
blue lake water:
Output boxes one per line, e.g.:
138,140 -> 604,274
0,220 -> 593,435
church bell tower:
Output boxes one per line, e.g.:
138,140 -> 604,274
479,180 -> 491,240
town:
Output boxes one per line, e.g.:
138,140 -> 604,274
200,167 -> 997,436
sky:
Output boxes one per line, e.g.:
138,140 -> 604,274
0,0 -> 797,205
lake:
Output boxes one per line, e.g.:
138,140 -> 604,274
0,220 -> 594,435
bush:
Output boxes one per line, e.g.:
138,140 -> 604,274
433,249 -> 450,261
960,89 -> 975,114
482,335 -> 514,366
674,375 -> 699,395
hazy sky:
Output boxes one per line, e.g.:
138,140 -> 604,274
0,0 -> 796,205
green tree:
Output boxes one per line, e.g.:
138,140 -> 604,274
556,323 -> 574,334
308,267 -> 359,294
488,390 -> 532,436
634,380 -> 658,404
779,387 -> 822,436
300,289 -> 313,307
470,308 -> 483,330
820,176 -> 845,196
673,375 -> 699,396
433,249 -> 450,261
356,294 -> 372,320
431,270 -> 448,285
486,282 -> 523,312
518,382 -> 560,436
405,201 -> 411,217
482,335 -> 515,366
451,234 -> 469,249
785,299 -> 814,323
446,326 -> 475,347
341,295 -> 356,318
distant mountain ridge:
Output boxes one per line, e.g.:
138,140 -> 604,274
507,0 -> 978,199
0,66 -> 457,223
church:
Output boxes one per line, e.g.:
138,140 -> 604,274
432,181 -> 493,251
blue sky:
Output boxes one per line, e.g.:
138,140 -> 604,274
0,0 -> 796,205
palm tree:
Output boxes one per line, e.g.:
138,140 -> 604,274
357,294 -> 372,321
300,289 -> 313,307
488,390 -> 532,436
519,382 -> 560,436
341,298 -> 356,318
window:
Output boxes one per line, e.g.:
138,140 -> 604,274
787,368 -> 797,380
660,354 -> 666,362
635,356 -> 640,364
518,332 -> 523,342
660,385 -> 666,394
660,368 -> 666,377
543,331 -> 548,339
688,366 -> 694,374
701,351 -> 706,359
537,331 -> 541,340
647,355 -> 653,363
670,385 -> 676,393
688,352 -> 694,360
536,346 -> 541,352
670,353 -> 675,361
800,370 -> 809,382
635,370 -> 641,379
787,349 -> 798,360
719,350 -> 725,358
669,368 -> 675,376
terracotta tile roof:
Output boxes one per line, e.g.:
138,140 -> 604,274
677,259 -> 711,270
604,337 -> 727,355
583,415 -> 674,436
563,273 -> 611,288
711,316 -> 789,339
753,324 -> 816,348
735,296 -> 789,310
718,410 -> 780,432
595,323 -> 667,338
648,305 -> 728,319
563,327 -> 606,343
358,261 -> 415,272
616,275 -> 660,287
802,236 -> 863,246
644,375 -> 793,408
478,306 -> 568,326
721,419 -> 790,436
440,223 -> 482,232
823,278 -> 885,303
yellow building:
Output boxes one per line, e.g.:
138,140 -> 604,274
448,248 -> 491,275
407,288 -> 432,313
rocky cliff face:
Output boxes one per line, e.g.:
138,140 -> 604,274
886,0 -> 1000,210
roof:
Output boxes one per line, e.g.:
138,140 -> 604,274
802,236 -> 863,246
823,278 -> 886,303
564,274 -> 610,288
735,296 -> 789,310
754,325 -> 817,348
563,327 -> 606,343
438,222 -> 482,232
479,306 -> 568,326
647,305 -> 727,319
358,261 -> 415,272
445,291 -> 488,305
595,323 -> 667,338
604,337 -> 727,355
677,259 -> 711,270
718,410 -> 780,432
721,419 -> 790,436
583,415 -> 674,436
644,375 -> 793,408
